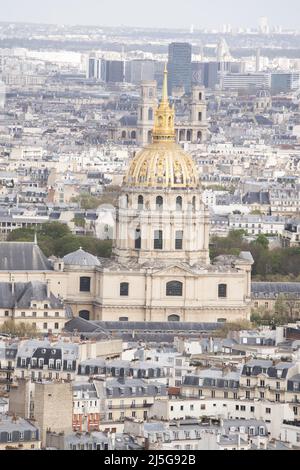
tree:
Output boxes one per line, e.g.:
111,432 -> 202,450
72,217 -> 86,229
253,234 -> 269,250
0,320 -> 39,337
39,222 -> 71,239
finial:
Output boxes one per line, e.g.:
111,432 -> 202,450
161,63 -> 168,103
152,63 -> 175,142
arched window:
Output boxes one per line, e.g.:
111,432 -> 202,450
131,130 -> 136,139
179,129 -> 185,141
186,130 -> 192,141
176,196 -> 182,210
166,281 -> 183,297
199,92 -> 202,101
148,108 -> 153,120
156,196 -> 163,210
168,314 -> 180,322
198,112 -> 202,121
135,228 -> 141,249
138,195 -> 144,210
218,284 -> 227,298
197,131 -> 202,142
125,194 -> 129,208
120,282 -> 129,296
121,130 -> 126,139
79,310 -> 90,321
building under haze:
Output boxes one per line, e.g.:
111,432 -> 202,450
168,43 -> 192,95
60,67 -> 252,322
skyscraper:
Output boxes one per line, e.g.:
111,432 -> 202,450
168,42 -> 192,95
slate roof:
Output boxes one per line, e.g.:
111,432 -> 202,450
252,282 -> 300,298
63,248 -> 101,267
242,192 -> 270,205
0,242 -> 53,271
119,115 -> 138,127
0,281 -> 63,309
64,319 -> 223,343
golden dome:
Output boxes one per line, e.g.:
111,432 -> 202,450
124,141 -> 200,189
123,65 -> 200,190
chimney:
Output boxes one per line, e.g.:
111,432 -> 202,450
11,276 -> 15,295
46,280 -> 50,298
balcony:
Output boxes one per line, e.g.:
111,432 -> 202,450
107,403 -> 152,410
283,420 -> 300,427
0,367 -> 14,372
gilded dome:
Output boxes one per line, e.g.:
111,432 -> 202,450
123,141 -> 200,189
123,65 -> 200,190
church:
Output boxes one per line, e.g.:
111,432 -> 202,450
0,67 -> 253,328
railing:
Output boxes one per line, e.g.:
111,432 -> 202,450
107,403 -> 152,410
283,420 -> 300,427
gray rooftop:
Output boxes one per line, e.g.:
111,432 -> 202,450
63,248 -> 101,267
0,281 -> 63,309
0,242 -> 53,271
252,282 -> 300,298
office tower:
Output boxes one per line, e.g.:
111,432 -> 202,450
105,60 -> 125,83
87,54 -> 103,80
271,72 -> 300,94
168,42 -> 192,95
221,72 -> 270,91
256,48 -> 261,72
128,60 -> 155,84
259,17 -> 270,34
0,80 -> 5,109
154,61 -> 165,88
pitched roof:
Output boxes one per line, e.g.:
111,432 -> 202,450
0,281 -> 63,308
0,242 -> 53,271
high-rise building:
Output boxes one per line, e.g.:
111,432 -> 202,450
168,42 -> 192,95
127,60 -> 155,84
105,60 -> 125,83
221,72 -> 270,91
192,61 -> 244,90
258,17 -> 270,34
271,72 -> 300,94
192,62 -> 219,89
86,54 -> 103,80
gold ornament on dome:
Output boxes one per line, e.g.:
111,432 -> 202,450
123,65 -> 200,190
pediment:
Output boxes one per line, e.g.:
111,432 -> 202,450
151,263 -> 196,276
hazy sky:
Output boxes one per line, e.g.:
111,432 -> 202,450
2,0 -> 299,29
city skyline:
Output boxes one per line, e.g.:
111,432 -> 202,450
2,0 -> 300,30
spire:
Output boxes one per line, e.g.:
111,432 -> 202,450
161,63 -> 168,104
152,63 -> 175,142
